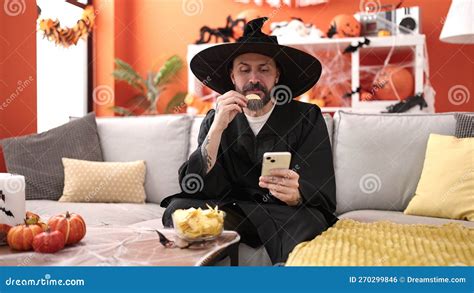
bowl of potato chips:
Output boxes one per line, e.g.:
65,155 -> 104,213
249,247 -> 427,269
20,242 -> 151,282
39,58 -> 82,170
172,205 -> 225,242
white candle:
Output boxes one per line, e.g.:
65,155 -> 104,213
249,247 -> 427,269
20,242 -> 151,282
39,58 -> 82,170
0,173 -> 26,227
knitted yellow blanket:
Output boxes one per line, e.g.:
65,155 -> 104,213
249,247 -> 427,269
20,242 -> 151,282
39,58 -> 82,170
286,219 -> 474,266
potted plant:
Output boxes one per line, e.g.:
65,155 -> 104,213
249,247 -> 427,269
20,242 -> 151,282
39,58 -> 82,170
112,55 -> 186,115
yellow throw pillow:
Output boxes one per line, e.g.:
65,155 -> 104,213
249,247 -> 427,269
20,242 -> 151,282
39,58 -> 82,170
404,134 -> 474,221
59,158 -> 146,203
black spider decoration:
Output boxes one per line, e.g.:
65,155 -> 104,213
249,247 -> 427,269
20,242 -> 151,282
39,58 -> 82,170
195,15 -> 246,44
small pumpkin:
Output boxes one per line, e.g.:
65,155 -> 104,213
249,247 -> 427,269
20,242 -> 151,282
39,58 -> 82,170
32,228 -> 65,253
7,220 -> 44,251
47,211 -> 86,245
327,14 -> 361,38
26,211 -> 48,231
373,66 -> 414,100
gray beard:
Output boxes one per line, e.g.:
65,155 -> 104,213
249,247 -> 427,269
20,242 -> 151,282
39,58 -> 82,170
236,87 -> 271,111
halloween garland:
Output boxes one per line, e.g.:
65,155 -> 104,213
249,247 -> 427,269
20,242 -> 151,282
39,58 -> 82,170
38,5 -> 95,48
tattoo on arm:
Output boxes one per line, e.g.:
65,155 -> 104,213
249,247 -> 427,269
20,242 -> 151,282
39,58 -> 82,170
201,134 -> 212,174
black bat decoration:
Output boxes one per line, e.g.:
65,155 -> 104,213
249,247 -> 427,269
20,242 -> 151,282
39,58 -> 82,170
344,87 -> 361,98
0,190 -> 4,202
156,230 -> 175,248
344,37 -> 370,54
383,93 -> 427,113
0,206 -> 14,218
326,24 -> 337,38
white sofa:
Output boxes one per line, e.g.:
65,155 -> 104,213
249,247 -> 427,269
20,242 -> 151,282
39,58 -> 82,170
26,110 -> 473,266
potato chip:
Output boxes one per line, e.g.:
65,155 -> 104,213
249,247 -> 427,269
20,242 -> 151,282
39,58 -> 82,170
172,205 -> 225,240
246,94 -> 261,100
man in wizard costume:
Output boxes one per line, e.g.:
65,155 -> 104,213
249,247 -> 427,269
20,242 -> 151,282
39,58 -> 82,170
162,17 -> 337,264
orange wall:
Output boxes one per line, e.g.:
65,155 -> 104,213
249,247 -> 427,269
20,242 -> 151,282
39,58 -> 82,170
95,0 -> 473,114
0,0 -> 37,172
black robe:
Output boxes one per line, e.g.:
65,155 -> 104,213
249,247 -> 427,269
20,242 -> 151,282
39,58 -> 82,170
161,100 -> 337,263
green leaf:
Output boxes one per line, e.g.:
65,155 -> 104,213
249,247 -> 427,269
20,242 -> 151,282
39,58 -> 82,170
165,92 -> 187,114
113,58 -> 144,90
153,55 -> 183,87
111,106 -> 134,116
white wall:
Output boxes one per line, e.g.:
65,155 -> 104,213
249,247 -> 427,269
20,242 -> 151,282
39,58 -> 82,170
36,0 -> 88,132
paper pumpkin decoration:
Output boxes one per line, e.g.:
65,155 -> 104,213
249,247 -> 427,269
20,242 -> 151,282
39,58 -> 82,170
328,14 -> 361,38
373,66 -> 414,100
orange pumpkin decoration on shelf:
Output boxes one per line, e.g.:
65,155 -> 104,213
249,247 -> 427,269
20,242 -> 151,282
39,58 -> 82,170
7,219 -> 44,251
32,228 -> 66,253
360,90 -> 375,101
48,212 -> 86,245
373,66 -> 414,100
327,14 -> 361,38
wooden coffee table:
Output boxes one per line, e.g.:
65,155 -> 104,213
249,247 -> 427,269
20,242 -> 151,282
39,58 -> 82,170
0,226 -> 240,266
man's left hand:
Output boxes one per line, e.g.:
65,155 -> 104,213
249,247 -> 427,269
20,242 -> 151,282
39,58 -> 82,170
259,169 -> 302,206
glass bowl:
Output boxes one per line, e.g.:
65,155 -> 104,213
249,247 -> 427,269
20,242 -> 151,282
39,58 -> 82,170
172,209 -> 225,242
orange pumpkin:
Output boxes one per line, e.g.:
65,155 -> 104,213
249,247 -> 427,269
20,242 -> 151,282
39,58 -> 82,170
328,14 -> 361,38
47,212 -> 86,245
32,229 -> 65,253
7,221 -> 44,251
373,66 -> 414,100
360,90 -> 375,101
26,211 -> 47,231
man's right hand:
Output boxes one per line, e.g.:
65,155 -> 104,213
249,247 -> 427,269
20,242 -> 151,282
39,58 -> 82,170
212,91 -> 248,132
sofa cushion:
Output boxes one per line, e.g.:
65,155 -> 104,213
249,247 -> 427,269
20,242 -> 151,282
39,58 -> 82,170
60,158 -> 147,203
339,210 -> 474,228
26,200 -> 164,227
333,111 -> 457,215
322,113 -> 333,146
188,115 -> 205,157
454,113 -> 474,138
97,115 -> 192,204
404,134 -> 474,221
0,113 -> 103,200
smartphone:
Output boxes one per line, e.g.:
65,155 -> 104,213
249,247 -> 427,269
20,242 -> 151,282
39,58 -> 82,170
261,152 -> 292,176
